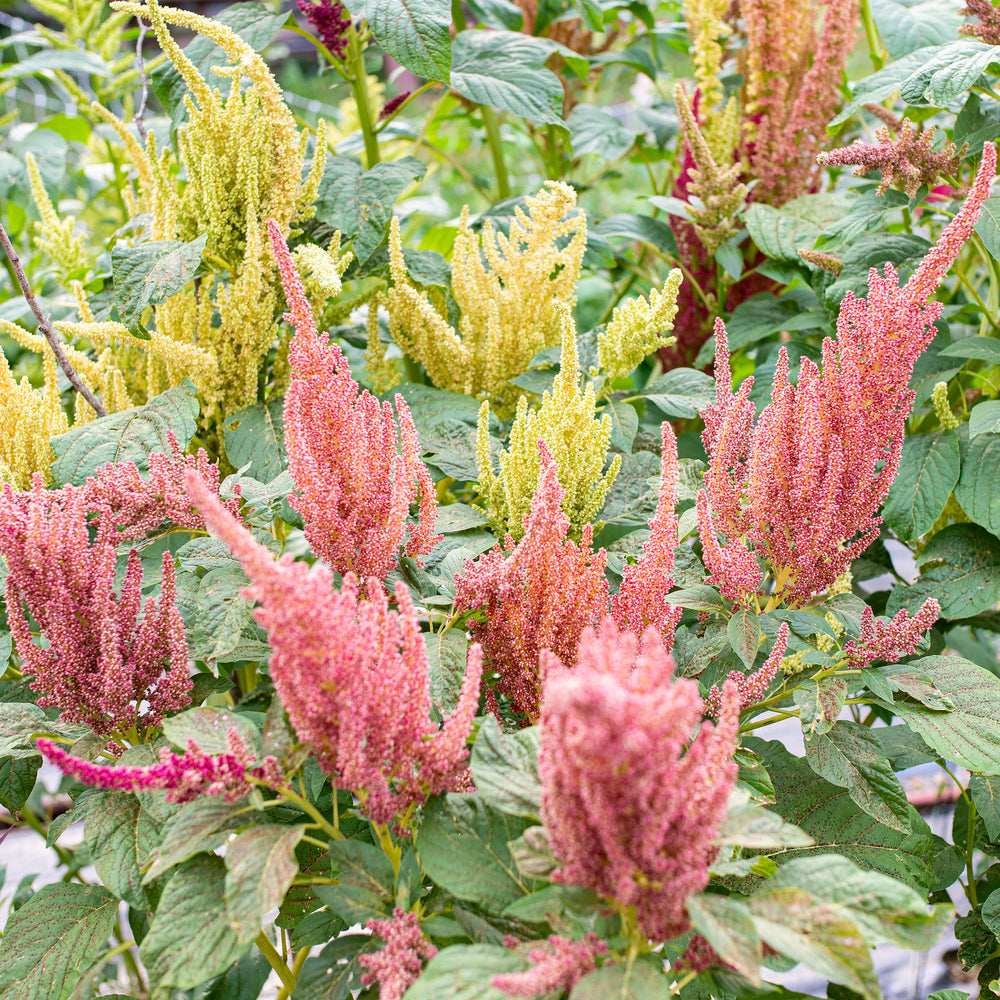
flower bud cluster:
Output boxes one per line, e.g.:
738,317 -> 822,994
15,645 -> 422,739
358,909 -> 438,1000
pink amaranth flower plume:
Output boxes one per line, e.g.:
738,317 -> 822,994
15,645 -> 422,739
37,729 -> 282,803
185,469 -> 482,825
358,909 -> 437,1000
698,143 -> 997,606
539,619 -> 740,941
296,0 -> 352,59
453,441 -> 609,722
0,478 -> 191,736
269,220 -> 439,582
960,0 -> 1000,43
843,598 -> 940,668
493,934 -> 608,997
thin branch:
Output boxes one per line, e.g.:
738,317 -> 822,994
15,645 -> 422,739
133,18 -> 150,140
0,221 -> 108,417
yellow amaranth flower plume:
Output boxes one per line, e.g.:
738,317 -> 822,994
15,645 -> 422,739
24,152 -> 92,279
383,181 -> 586,416
476,305 -> 621,542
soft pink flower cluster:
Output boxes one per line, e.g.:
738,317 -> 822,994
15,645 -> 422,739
704,622 -> 789,716
453,442 -> 609,721
843,598 -> 940,668
454,434 -> 681,721
0,479 -> 191,735
698,143 -> 996,606
296,0 -> 352,59
817,124 -> 964,198
185,471 -> 482,825
493,934 -> 607,997
539,619 -> 740,941
358,909 -> 437,1000
961,0 -> 1000,43
37,729 -> 282,803
269,221 -> 438,582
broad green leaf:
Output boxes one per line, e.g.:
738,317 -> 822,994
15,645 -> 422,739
449,31 -> 564,126
749,739 -> 934,890
595,212 -> 678,255
887,523 -> 1000,619
293,934 -> 374,1000
970,400 -> 1000,438
424,630 -> 470,717
975,196 -> 1000,261
318,841 -> 395,925
223,400 -> 287,483
882,430 -> 960,541
0,48 -> 111,79
829,48 -> 940,126
569,961 -> 670,999
734,746 -> 776,805
470,717 -> 541,818
728,608 -> 762,669
402,944 -> 525,1000
0,704 -> 88,757
825,233 -> 932,306
971,775 -> 1000,841
686,894 -> 762,985
568,106 -> 638,161
745,194 -> 851,261
50,379 -> 199,486
417,792 -> 533,910
0,755 -> 40,813
184,565 -> 255,663
665,584 -> 727,611
881,655 -> 1000,774
794,677 -> 848,737
869,0 -> 962,59
0,883 -> 118,1000
721,291 -> 826,352
112,236 -> 207,328
880,664 -> 955,710
641,368 -> 716,418
187,947 -> 272,1000
940,336 -> 1000,365
145,797 -> 262,882
602,398 -> 639,453
225,825 -> 304,942
955,433 -> 1000,535
162,707 -> 259,757
435,503 -> 489,533
315,157 -> 427,261
900,39 -> 1000,106
804,722 -> 912,833
870,725 -> 939,770
367,0 -> 450,80
140,856 -> 250,989
84,791 -> 159,909
714,802 -> 814,849
467,0 -> 525,29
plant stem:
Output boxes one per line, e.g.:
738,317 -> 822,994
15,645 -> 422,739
275,946 -> 312,1000
276,784 -> 344,840
859,0 -> 884,70
256,931 -> 296,994
0,221 -> 108,417
350,46 -> 380,167
481,106 -> 511,201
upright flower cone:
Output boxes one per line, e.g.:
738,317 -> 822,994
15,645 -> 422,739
185,470 -> 481,824
269,220 -> 439,581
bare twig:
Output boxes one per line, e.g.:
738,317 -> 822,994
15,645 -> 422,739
133,18 -> 150,140
0,221 -> 108,417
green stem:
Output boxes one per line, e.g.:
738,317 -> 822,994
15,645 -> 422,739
275,946 -> 312,1000
275,785 -> 344,840
256,931 -> 296,994
373,822 -> 402,879
481,106 -> 511,200
350,46 -> 380,167
859,0 -> 885,70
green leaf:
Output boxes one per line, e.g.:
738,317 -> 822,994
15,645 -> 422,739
887,522 -> 1000,619
367,0 -> 450,79
728,608 -> 762,670
900,39 -> 1000,106
970,400 -> 1000,438
315,157 -> 427,261
602,399 -> 639,453
721,291 -> 827,352
570,961 -> 670,999
869,0 -> 963,59
449,31 -> 564,126
84,792 -> 158,909
0,704 -> 87,757
424,630 -> 470,718
971,775 -> 1000,841
956,433 -> 1000,535
975,196 -> 1000,262
435,503 -> 489,533
745,194 -> 851,261
223,400 -> 287,483
984,888 -> 1000,936
189,947 -> 272,1000
749,739 -> 934,890
940,336 -> 1000,365
794,677 -> 848,737
225,825 -> 304,942
686,894 -> 762,985
829,47 -> 940,126
804,722 -> 912,833
0,883 -> 118,1000
470,717 -> 541,818
162,707 -> 259,756
293,934 -> 373,1000
318,841 -> 395,925
0,48 -> 111,79
402,944 -> 525,1000
144,797 -> 261,882
184,565 -> 256,663
567,105 -> 638,161
112,236 -> 207,328
417,792 -> 533,909
594,212 -> 678,256
880,655 -> 1000,773
714,802 -> 815,849
880,664 -> 956,710
665,584 -> 727,611
870,724 -> 939,770
0,755 -> 40,813
49,379 -> 200,486
641,368 -> 716,418
882,430 -> 960,541
140,856 -> 250,989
